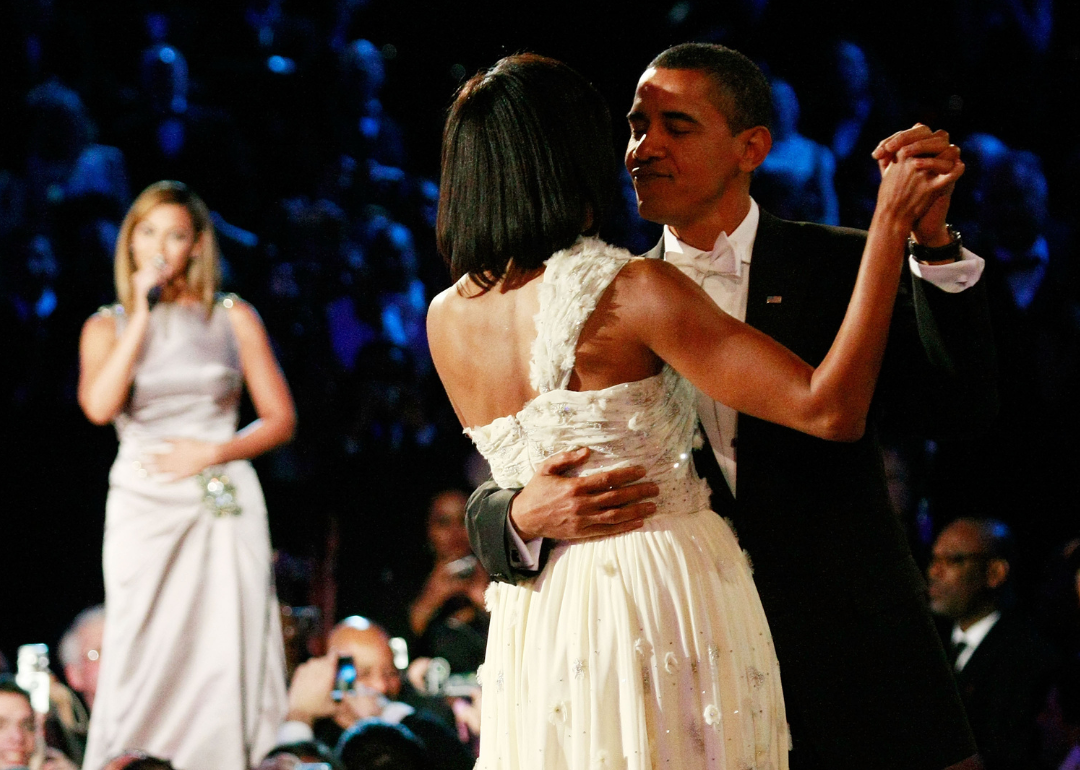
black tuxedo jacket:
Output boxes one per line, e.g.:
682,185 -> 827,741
465,210 -> 997,769
944,612 -> 1059,770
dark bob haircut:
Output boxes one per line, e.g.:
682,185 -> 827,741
437,53 -> 617,289
650,43 -> 772,135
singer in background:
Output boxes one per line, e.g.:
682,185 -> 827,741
77,181 -> 295,770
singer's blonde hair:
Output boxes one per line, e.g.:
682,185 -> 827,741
114,181 -> 220,315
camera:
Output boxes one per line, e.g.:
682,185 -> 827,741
423,657 -> 478,698
16,643 -> 51,714
331,655 -> 357,702
446,555 -> 478,579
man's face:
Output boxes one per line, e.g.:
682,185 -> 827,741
625,67 -> 744,233
0,692 -> 35,770
328,628 -> 401,699
427,491 -> 471,563
927,522 -> 991,620
68,617 -> 104,708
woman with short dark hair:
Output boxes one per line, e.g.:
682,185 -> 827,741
427,54 -> 962,769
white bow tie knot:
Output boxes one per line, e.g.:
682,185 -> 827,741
666,233 -> 742,279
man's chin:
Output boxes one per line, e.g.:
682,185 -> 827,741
928,597 -> 952,617
634,200 -> 673,227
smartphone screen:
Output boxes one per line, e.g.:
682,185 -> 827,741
331,655 -> 357,702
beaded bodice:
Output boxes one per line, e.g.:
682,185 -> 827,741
465,238 -> 711,518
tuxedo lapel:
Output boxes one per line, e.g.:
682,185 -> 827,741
954,615 -> 1007,686
745,209 -> 810,345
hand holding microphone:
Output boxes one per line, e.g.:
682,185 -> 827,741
132,254 -> 169,313
147,255 -> 167,308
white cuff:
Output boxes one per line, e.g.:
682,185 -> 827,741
908,248 -> 984,293
506,524 -> 543,571
275,719 -> 315,745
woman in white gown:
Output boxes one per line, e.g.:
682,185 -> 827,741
78,181 -> 294,770
426,55 -> 963,769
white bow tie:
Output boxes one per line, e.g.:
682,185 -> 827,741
665,232 -> 742,279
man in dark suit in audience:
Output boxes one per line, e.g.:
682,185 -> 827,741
465,43 -> 998,770
930,518 -> 1060,769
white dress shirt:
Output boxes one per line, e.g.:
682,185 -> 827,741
951,610 -> 1001,671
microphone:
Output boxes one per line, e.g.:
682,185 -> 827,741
147,285 -> 163,308
147,254 -> 167,308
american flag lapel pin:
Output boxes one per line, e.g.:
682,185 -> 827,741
766,295 -> 782,304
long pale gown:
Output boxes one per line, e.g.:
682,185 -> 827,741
466,238 -> 789,770
82,297 -> 287,770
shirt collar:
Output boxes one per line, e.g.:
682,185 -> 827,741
951,609 -> 1001,649
663,198 -> 760,266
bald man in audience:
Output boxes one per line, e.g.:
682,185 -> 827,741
275,617 -> 472,770
59,606 -> 104,711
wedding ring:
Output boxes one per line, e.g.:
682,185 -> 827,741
153,255 -> 167,270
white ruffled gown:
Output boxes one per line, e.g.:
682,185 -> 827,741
466,238 -> 789,770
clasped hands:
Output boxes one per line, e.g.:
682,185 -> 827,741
872,123 -> 965,251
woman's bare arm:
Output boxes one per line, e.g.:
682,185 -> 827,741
78,310 -> 151,425
217,299 -> 297,461
625,153 -> 964,441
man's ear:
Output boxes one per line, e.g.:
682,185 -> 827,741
986,558 -> 1010,590
739,126 -> 772,173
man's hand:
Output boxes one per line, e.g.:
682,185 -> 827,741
285,655 -> 337,725
872,124 -> 963,249
508,448 -> 659,541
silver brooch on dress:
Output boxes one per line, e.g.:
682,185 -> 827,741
197,469 -> 242,517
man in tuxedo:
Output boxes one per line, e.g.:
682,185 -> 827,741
465,43 -> 996,770
929,519 -> 1059,769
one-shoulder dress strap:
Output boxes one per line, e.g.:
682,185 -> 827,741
95,303 -> 127,337
216,292 -> 242,308
530,236 -> 635,394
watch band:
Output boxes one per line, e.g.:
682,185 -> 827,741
908,224 -> 962,263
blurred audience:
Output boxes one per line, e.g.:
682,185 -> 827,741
753,77 -> 839,225
277,616 -> 473,770
407,489 -> 489,675
59,605 -> 103,711
931,146 -> 1080,572
257,740 -> 343,770
336,719 -> 425,770
929,519 -> 1059,769
99,752 -> 175,770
